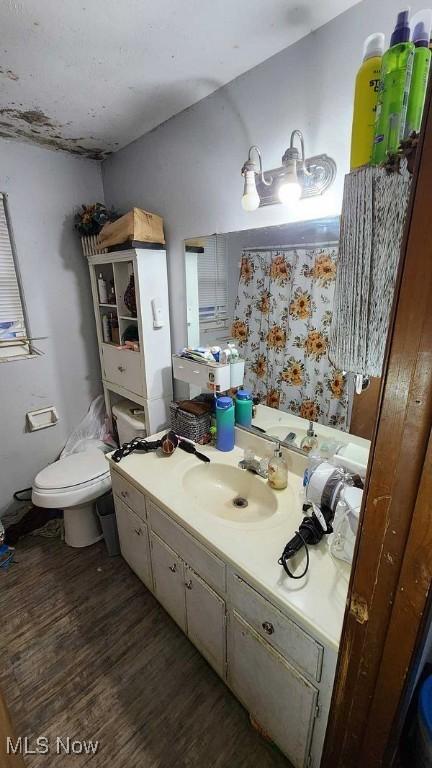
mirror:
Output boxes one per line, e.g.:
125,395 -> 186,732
184,217 -> 371,461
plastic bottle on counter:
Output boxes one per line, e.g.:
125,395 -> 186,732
216,396 -> 235,451
228,342 -> 239,361
300,421 -> 319,454
405,10 -> 432,137
372,9 -> 415,164
303,448 -> 322,503
235,389 -> 253,427
268,443 -> 288,490
220,346 -> 231,364
350,32 -> 385,169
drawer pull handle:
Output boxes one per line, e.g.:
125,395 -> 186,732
262,621 -> 274,635
120,490 -> 128,498
169,564 -> 177,573
118,365 -> 126,373
185,579 -> 193,590
134,528 -> 142,536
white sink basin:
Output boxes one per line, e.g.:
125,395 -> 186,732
182,463 -> 278,523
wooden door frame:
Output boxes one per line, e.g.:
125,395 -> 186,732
322,88 -> 432,767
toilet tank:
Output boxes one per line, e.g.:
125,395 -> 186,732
112,399 -> 147,446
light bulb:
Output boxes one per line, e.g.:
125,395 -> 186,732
241,169 -> 260,211
278,156 -> 302,205
278,179 -> 302,205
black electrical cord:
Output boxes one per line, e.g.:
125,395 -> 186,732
279,530 -> 310,579
13,488 -> 32,502
278,505 -> 334,579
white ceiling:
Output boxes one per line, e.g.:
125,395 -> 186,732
0,0 -> 360,160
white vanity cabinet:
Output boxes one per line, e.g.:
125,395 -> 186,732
149,529 -> 226,677
111,466 -> 336,768
115,497 -> 152,590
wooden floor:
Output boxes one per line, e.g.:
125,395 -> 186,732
1,536 -> 291,767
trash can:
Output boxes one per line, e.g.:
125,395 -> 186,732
96,492 -> 120,556
414,674 -> 432,767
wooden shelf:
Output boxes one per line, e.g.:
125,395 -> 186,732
88,248 -> 173,435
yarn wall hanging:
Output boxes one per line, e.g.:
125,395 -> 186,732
329,159 -> 412,377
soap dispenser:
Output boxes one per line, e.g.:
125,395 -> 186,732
268,443 -> 288,490
300,421 -> 319,454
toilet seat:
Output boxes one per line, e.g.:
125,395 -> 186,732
32,450 -> 111,509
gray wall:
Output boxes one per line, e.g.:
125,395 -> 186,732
0,139 -> 104,515
102,0 -> 420,360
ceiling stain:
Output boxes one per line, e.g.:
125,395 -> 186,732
0,67 -> 19,81
0,105 -> 110,161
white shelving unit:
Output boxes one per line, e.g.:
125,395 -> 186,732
88,247 -> 173,437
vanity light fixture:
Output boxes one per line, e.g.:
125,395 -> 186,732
241,130 -> 336,210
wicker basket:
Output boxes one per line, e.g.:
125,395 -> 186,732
169,402 -> 211,444
81,235 -> 108,258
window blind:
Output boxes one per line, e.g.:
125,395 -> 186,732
0,193 -> 27,342
198,234 -> 228,325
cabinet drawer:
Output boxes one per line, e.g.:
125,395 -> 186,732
111,470 -> 146,521
228,571 -> 323,682
147,500 -> 226,594
102,344 -> 144,396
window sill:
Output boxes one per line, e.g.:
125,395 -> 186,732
0,344 -> 42,363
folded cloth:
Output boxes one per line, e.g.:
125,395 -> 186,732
177,400 -> 212,417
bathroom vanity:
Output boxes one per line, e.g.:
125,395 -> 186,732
108,438 -> 350,768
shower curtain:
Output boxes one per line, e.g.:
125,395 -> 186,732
231,246 -> 351,430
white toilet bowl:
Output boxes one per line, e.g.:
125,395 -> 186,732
32,450 -> 111,548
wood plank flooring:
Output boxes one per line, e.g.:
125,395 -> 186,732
0,537 -> 291,767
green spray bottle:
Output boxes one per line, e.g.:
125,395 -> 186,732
372,9 -> 415,164
405,10 -> 432,137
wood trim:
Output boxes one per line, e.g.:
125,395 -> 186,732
0,690 -> 25,768
322,86 -> 432,768
349,377 -> 381,441
381,430 -> 432,764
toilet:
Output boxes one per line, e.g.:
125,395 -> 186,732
32,450 -> 111,548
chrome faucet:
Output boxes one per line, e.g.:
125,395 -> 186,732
238,452 -> 269,479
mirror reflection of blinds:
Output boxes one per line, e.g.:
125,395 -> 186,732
198,234 -> 228,325
0,194 -> 26,339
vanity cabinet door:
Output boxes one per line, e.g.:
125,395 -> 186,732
115,497 -> 152,589
227,611 -> 318,768
184,566 -> 226,678
150,532 -> 186,632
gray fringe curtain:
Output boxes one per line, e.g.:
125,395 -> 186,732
329,160 -> 412,377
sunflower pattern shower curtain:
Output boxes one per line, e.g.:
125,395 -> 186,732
231,246 -> 351,429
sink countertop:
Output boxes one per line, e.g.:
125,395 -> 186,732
108,439 -> 350,652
